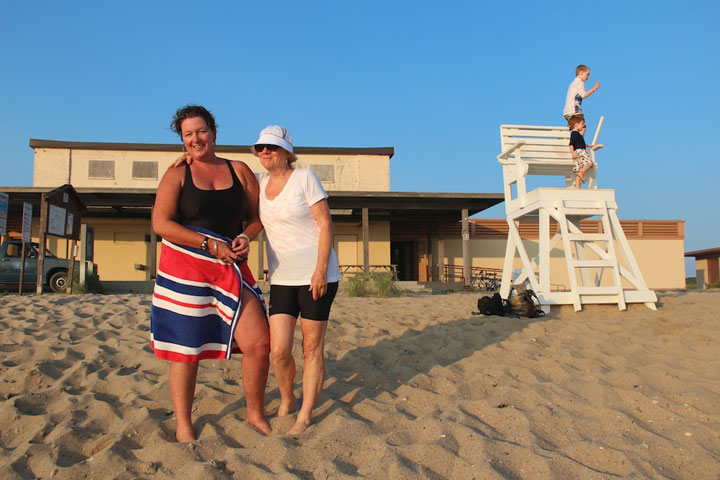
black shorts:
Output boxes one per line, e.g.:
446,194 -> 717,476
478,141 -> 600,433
268,282 -> 338,321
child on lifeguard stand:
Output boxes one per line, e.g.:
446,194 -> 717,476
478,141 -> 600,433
568,115 -> 594,188
563,64 -> 600,123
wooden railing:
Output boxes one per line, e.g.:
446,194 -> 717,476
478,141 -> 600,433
338,265 -> 398,280
442,265 -> 503,289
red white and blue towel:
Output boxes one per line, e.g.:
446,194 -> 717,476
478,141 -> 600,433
150,227 -> 265,362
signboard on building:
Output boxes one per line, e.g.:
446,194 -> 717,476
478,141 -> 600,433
44,185 -> 84,241
48,205 -> 66,236
22,202 -> 32,243
36,185 -> 86,295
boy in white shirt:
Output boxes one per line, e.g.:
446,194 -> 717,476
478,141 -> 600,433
563,64 -> 600,124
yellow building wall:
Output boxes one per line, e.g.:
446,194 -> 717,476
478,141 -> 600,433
295,154 -> 390,191
629,239 -> 685,289
33,148 -> 71,186
33,148 -> 390,192
333,221 -> 391,271
442,237 -> 685,290
84,219 -> 154,281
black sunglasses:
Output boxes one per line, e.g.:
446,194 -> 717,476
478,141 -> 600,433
254,144 -> 280,152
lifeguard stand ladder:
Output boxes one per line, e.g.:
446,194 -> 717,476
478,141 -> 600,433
497,124 -> 657,312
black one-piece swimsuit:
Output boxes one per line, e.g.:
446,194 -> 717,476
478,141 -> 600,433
176,160 -> 248,238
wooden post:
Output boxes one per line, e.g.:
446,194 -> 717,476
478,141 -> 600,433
36,194 -> 48,295
18,242 -> 26,295
436,222 -> 445,282
422,228 -> 430,281
79,224 -> 88,285
462,209 -> 471,287
66,240 -> 76,294
362,207 -> 369,274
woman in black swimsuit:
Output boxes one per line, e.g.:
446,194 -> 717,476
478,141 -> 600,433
152,105 -> 271,440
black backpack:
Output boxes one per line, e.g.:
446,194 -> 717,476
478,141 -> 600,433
476,292 -> 510,316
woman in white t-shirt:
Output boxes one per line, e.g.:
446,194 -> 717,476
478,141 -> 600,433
250,125 -> 341,435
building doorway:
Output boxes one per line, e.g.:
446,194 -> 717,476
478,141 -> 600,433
391,241 -> 416,281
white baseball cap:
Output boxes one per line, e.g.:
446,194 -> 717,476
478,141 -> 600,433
250,125 -> 293,154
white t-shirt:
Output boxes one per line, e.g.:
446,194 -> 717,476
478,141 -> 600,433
563,77 -> 586,117
257,168 -> 341,286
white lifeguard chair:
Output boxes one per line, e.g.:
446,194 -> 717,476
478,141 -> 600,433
497,124 -> 657,312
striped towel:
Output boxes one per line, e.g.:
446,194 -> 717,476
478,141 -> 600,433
150,226 -> 265,362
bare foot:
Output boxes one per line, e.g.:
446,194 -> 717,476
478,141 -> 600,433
247,415 -> 272,435
277,395 -> 297,417
176,424 -> 196,442
287,417 -> 311,435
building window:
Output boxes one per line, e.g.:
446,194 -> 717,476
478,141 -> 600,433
88,160 -> 115,179
310,164 -> 335,182
132,161 -> 158,180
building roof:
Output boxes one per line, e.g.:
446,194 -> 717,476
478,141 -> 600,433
685,247 -> 720,258
0,186 -> 504,223
29,139 -> 394,158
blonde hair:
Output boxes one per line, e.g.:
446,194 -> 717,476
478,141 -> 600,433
283,148 -> 298,166
575,64 -> 590,76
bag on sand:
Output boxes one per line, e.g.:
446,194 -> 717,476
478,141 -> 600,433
476,292 -> 509,316
508,288 -> 545,318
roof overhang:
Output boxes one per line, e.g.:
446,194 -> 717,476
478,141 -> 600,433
327,191 -> 504,222
0,187 -> 503,222
685,247 -> 720,259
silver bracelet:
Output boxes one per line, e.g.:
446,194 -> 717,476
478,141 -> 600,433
236,233 -> 250,243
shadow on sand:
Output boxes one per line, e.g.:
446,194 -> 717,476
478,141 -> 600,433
194,309 -> 549,435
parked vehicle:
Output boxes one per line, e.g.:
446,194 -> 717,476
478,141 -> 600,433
0,240 -> 83,293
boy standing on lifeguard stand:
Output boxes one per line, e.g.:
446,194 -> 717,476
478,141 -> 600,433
563,64 -> 600,122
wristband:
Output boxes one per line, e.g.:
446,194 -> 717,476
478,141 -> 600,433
236,233 -> 250,243
201,237 -> 209,251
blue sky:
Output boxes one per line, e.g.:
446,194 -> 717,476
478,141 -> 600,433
1,1 -> 718,275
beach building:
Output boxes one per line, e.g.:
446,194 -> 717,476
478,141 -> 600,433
0,138 -> 685,291
685,247 -> 720,288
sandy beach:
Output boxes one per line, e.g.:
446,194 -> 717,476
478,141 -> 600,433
1,289 -> 719,479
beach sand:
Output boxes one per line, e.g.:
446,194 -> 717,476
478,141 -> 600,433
1,289 -> 719,479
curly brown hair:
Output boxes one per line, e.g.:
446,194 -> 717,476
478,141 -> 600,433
170,105 -> 217,136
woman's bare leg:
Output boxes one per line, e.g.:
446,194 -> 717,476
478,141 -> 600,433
234,289 -> 271,434
169,361 -> 199,442
288,318 -> 328,435
269,314 -> 299,416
